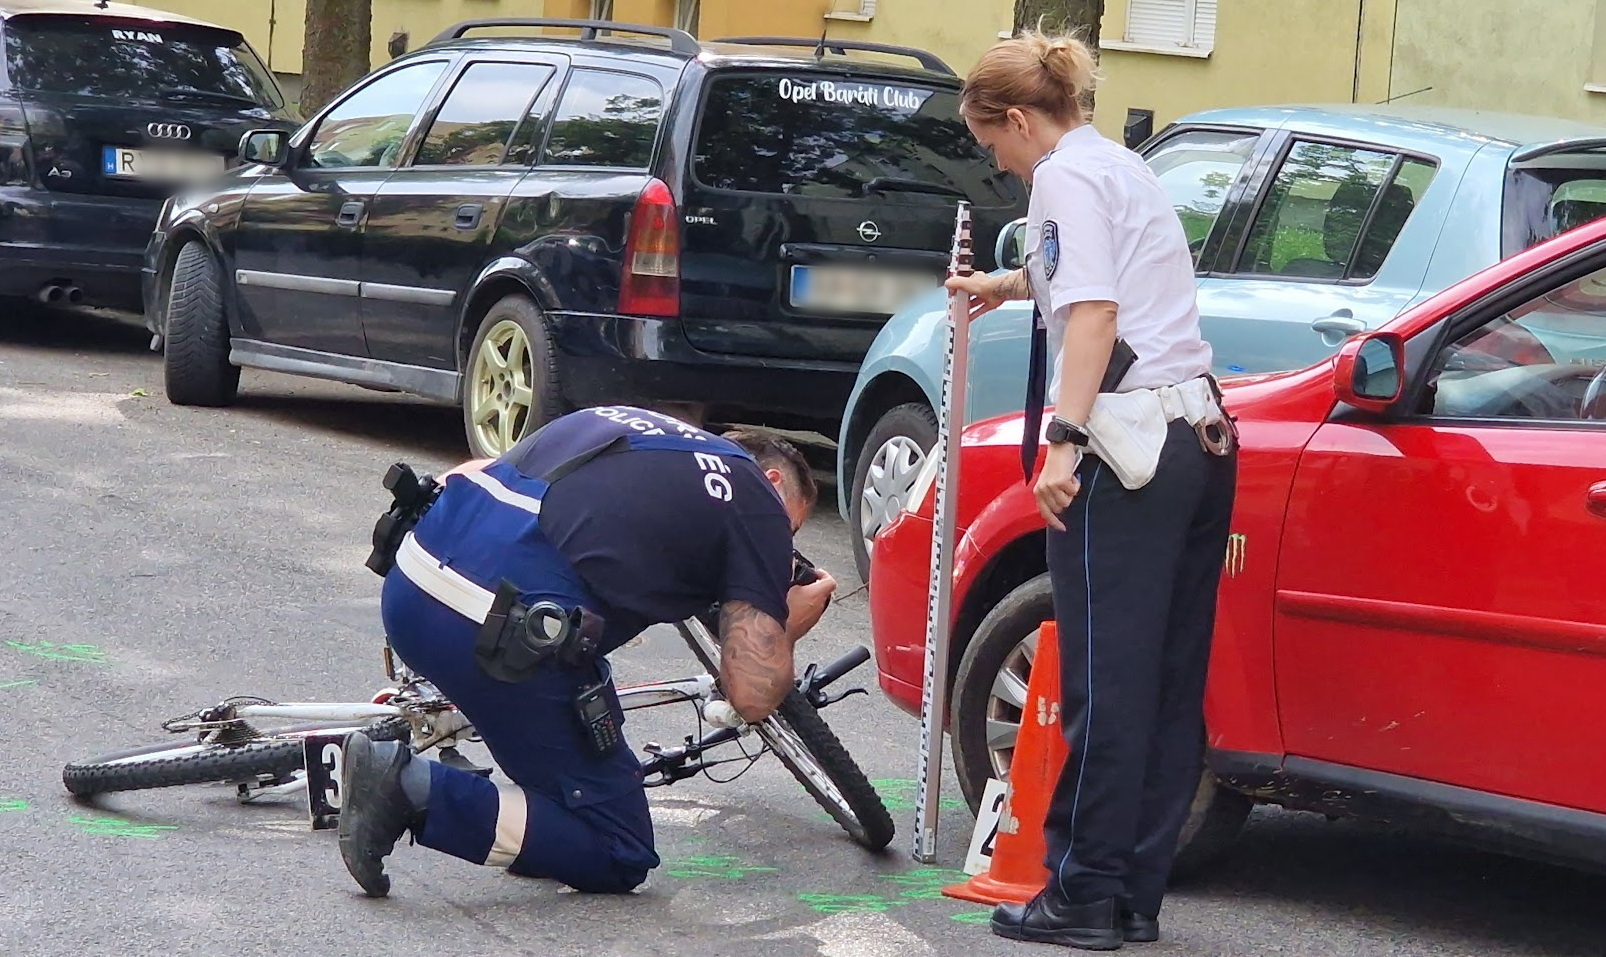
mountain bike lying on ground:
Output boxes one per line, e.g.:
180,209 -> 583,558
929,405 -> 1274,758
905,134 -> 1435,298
62,601 -> 894,851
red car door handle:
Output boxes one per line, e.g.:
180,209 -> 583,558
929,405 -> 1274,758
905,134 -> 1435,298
1590,482 -> 1606,519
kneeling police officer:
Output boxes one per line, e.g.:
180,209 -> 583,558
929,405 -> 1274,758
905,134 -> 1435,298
336,405 -> 836,898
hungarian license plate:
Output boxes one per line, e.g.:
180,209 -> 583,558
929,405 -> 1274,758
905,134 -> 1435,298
101,146 -> 225,183
789,264 -> 938,315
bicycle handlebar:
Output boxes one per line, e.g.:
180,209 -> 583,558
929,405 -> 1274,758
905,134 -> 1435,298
813,646 -> 871,690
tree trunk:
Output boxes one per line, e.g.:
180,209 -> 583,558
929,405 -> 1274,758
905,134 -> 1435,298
1013,0 -> 1103,48
1014,0 -> 1104,113
300,0 -> 373,117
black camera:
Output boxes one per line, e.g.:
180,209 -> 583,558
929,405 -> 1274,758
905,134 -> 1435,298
790,548 -> 822,587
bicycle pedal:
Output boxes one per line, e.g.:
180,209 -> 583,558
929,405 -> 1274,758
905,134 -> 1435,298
438,746 -> 493,777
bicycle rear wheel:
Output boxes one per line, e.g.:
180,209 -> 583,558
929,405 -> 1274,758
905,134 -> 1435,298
63,719 -> 408,797
675,619 -> 894,851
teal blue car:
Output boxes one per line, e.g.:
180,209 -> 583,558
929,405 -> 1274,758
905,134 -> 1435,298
837,103 -> 1606,580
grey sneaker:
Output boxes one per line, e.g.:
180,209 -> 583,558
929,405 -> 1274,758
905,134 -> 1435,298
336,733 -> 418,898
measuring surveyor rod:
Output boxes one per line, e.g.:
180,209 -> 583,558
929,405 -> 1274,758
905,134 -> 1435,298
913,200 -> 973,863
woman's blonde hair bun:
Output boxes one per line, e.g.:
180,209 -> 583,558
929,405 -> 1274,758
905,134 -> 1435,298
960,27 -> 1102,126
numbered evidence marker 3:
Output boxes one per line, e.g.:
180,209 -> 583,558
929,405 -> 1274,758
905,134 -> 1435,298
913,201 -> 974,863
302,733 -> 348,830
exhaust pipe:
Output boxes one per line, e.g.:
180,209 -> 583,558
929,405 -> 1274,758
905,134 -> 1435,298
34,283 -> 63,304
63,285 -> 83,305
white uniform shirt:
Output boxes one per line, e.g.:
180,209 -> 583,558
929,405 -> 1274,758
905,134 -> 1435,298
1024,125 -> 1212,401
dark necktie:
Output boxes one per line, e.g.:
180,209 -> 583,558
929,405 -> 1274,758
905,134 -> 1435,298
1020,304 -> 1047,482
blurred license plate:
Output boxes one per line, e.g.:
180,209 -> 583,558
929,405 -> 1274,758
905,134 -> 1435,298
790,265 -> 938,315
102,147 -> 225,183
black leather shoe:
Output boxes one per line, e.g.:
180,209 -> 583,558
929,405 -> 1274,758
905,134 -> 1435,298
1121,910 -> 1159,943
337,734 -> 420,898
990,892 -> 1122,950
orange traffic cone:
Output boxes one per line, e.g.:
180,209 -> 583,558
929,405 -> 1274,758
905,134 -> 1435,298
943,619 -> 1066,905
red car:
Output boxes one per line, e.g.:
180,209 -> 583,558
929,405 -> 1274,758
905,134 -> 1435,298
869,217 -> 1606,875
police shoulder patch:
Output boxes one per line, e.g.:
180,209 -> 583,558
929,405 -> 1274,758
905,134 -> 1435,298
1042,220 -> 1060,280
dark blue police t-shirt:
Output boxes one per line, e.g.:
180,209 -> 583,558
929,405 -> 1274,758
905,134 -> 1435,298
509,407 -> 794,653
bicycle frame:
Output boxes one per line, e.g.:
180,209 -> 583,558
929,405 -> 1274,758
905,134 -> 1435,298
227,674 -> 723,727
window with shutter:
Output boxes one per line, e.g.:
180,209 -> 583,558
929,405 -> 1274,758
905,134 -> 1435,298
589,0 -> 613,20
1103,0 -> 1216,57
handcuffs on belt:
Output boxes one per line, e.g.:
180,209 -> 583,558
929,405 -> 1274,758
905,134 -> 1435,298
473,580 -> 606,683
1196,374 -> 1239,457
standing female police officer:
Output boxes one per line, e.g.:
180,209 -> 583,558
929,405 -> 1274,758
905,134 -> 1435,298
946,30 -> 1238,950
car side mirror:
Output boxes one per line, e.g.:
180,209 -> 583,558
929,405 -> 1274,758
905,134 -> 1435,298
995,218 -> 1027,271
1334,331 -> 1406,413
239,129 -> 290,168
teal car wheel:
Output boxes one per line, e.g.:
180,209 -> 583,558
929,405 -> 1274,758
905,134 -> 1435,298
850,402 -> 938,583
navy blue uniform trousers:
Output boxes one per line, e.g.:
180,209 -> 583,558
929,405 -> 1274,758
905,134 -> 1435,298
1042,418 -> 1237,916
382,572 -> 659,893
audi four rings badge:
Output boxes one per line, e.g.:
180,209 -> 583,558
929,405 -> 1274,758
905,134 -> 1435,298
147,123 -> 192,140
857,221 -> 882,243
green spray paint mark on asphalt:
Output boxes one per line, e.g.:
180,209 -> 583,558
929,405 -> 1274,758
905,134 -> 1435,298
70,815 -> 178,839
664,855 -> 779,880
797,893 -> 908,915
951,910 -> 993,924
871,778 -> 966,813
6,640 -> 108,665
879,867 -> 971,900
0,679 -> 38,690
0,799 -> 29,813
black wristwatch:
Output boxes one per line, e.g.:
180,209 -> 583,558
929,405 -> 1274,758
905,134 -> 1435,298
1045,417 -> 1090,446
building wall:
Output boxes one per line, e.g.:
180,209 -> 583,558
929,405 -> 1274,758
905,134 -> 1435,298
833,0 -> 1401,141
825,0 -> 1013,80
1388,0 -> 1606,122
150,0 -> 835,82
699,0 -> 835,39
1089,0 -> 1393,140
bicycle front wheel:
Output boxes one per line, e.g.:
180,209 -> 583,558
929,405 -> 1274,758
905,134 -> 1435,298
759,690 -> 895,851
675,618 -> 894,851
63,719 -> 408,797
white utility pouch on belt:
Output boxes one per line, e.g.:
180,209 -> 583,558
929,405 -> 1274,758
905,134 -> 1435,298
1087,377 -> 1229,490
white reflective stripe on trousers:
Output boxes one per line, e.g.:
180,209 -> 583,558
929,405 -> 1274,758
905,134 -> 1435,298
395,533 -> 496,624
484,784 -> 529,868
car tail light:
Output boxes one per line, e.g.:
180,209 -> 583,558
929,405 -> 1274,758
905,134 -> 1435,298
0,134 -> 34,188
619,178 -> 679,317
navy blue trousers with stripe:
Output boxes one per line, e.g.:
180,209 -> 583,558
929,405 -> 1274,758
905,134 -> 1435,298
1041,418 -> 1237,917
381,573 -> 660,893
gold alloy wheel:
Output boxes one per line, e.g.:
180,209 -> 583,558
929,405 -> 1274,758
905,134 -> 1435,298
468,318 -> 536,455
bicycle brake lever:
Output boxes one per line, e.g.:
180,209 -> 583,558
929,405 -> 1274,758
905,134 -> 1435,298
807,686 -> 869,709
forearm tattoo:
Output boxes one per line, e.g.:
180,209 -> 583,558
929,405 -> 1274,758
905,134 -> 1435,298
717,600 -> 795,721
1003,268 -> 1030,300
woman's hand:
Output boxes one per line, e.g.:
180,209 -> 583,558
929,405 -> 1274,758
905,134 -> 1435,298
1034,443 -> 1083,532
945,269 -> 1024,322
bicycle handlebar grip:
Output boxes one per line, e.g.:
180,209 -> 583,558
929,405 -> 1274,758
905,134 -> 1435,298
815,646 -> 871,689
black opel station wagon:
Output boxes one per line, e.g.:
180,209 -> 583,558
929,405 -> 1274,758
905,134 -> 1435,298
144,18 -> 1027,456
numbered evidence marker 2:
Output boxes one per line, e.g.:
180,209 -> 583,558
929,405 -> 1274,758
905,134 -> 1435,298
962,778 -> 1011,876
913,201 -> 973,863
302,733 -> 348,830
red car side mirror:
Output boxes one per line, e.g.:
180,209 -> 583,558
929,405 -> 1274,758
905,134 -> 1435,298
1333,331 -> 1406,414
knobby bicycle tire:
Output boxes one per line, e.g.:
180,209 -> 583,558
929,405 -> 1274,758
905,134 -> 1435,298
760,689 -> 895,851
62,718 -> 409,798
674,619 -> 894,851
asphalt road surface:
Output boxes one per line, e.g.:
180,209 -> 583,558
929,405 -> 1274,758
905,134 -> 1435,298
4,307 -> 1606,957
